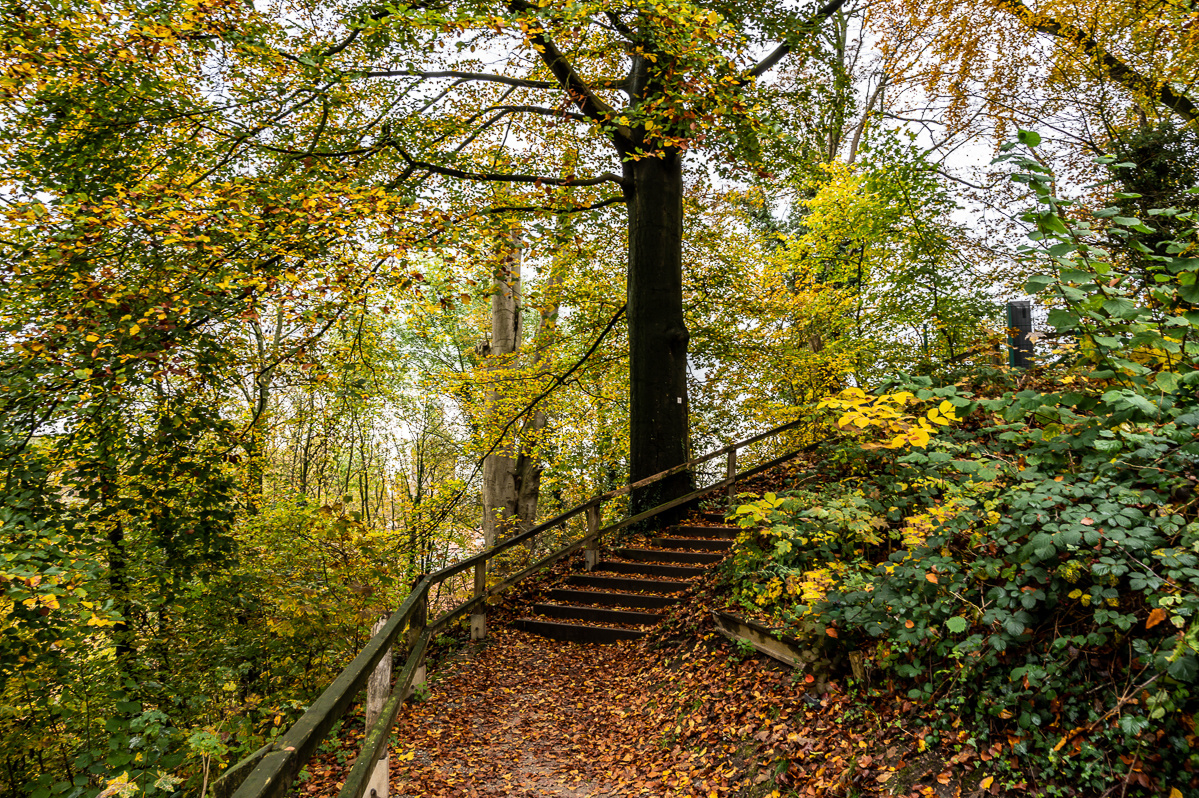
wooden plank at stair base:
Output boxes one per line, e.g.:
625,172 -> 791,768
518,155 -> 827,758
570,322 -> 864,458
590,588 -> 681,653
568,574 -> 691,593
516,619 -> 646,643
594,560 -> 708,579
612,547 -> 724,565
651,536 -> 734,552
670,525 -> 740,539
546,588 -> 682,609
533,603 -> 663,626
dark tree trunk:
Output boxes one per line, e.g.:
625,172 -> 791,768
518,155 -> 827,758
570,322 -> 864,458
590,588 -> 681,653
623,151 -> 692,514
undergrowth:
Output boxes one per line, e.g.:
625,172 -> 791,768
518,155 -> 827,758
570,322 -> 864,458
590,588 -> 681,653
720,140 -> 1199,795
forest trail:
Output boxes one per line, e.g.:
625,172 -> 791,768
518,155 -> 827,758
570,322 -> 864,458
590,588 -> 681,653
371,515 -> 760,798
385,628 -> 650,798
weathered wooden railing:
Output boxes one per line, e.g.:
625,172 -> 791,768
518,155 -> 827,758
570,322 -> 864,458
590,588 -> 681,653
212,417 -> 809,798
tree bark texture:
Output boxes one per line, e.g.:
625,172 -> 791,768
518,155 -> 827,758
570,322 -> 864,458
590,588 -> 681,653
514,232 -> 566,526
480,234 -> 522,546
624,152 -> 692,514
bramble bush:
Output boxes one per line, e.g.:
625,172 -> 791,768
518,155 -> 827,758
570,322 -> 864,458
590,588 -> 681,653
722,137 -> 1199,794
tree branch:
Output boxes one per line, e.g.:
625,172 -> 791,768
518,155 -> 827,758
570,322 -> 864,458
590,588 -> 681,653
397,150 -> 627,187
992,0 -> 1197,123
475,195 -> 626,215
747,0 -> 848,79
360,70 -> 557,89
508,0 -> 624,130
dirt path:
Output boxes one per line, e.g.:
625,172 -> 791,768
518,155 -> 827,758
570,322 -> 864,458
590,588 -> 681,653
388,627 -> 647,798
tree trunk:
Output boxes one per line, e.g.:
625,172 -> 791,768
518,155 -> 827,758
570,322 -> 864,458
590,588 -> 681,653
514,229 -> 566,526
245,309 -> 281,516
624,152 -> 692,514
480,233 -> 522,546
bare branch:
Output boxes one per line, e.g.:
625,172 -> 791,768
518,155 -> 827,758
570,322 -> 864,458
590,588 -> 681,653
477,195 -> 626,215
360,70 -> 557,89
397,150 -> 627,187
747,0 -> 848,79
493,104 -> 590,123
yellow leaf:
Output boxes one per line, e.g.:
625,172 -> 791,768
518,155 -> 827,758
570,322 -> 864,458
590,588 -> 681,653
981,776 -> 994,789
1170,789 -> 1183,798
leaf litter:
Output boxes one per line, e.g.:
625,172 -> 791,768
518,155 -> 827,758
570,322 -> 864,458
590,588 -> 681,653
302,554 -> 977,798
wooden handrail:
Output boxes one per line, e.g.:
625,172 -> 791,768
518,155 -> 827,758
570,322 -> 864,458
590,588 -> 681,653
212,417 -> 808,798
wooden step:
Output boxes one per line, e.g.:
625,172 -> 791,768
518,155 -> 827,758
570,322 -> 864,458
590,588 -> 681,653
612,547 -> 724,565
532,603 -> 662,626
568,574 -> 691,593
546,588 -> 682,610
594,560 -> 707,579
696,510 -> 732,523
670,525 -> 739,539
651,536 -> 735,552
516,619 -> 645,644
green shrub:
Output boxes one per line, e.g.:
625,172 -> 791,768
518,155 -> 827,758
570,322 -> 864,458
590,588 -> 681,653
723,140 -> 1199,794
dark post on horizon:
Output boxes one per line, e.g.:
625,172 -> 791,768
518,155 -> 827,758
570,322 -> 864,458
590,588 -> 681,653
1007,300 -> 1034,369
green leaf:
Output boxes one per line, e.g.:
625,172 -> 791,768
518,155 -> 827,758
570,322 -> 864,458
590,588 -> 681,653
945,616 -> 968,634
1179,282 -> 1199,305
1155,372 -> 1181,393
1101,298 -> 1135,317
1017,130 -> 1042,147
1024,274 -> 1054,292
1046,309 -> 1078,330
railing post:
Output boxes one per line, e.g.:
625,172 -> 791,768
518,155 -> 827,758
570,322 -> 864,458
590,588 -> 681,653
405,575 -> 427,700
726,448 -> 738,511
365,617 -> 391,798
470,561 -> 487,641
584,503 -> 601,571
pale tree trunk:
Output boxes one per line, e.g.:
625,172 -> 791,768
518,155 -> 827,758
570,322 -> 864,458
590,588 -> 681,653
514,229 -> 567,526
244,305 -> 283,515
480,232 -> 522,547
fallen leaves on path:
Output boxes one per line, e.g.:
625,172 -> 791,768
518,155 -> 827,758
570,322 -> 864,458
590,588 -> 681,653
328,626 -> 959,798
298,513 -> 983,798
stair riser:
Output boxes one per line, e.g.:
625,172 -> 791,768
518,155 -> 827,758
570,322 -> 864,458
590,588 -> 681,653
670,526 -> 739,539
595,561 -> 707,578
569,575 -> 690,593
651,537 -> 734,552
516,619 -> 645,644
533,604 -> 662,625
613,548 -> 724,565
546,589 -> 681,609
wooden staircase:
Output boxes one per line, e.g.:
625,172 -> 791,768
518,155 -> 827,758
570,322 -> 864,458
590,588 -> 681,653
516,513 -> 739,644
